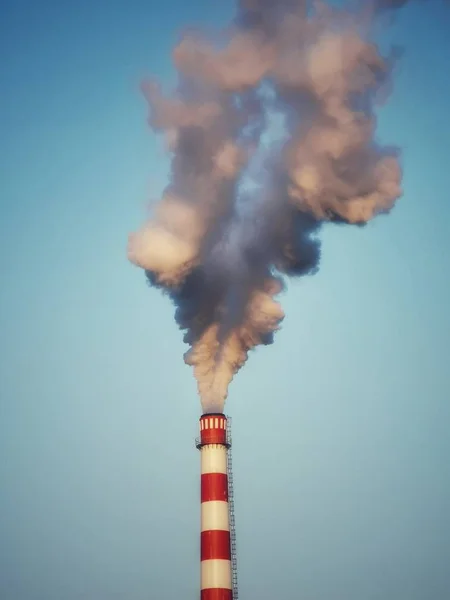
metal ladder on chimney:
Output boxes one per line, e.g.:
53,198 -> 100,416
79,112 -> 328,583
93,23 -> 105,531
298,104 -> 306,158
226,417 -> 239,600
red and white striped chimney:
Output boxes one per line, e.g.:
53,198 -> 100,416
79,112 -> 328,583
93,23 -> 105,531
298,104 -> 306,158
196,413 -> 232,600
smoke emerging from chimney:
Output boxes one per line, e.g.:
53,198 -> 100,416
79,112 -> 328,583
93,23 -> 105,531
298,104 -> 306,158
128,0 -> 414,413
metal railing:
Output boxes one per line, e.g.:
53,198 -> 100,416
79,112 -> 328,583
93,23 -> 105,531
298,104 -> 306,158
195,436 -> 231,449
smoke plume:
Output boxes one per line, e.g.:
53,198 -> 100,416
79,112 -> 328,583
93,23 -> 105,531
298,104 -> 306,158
128,0 -> 414,413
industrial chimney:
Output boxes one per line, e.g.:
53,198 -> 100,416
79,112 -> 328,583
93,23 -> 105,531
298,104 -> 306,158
196,413 -> 238,600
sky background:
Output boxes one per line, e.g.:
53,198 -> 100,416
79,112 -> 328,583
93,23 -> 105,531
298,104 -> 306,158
1,1 -> 450,599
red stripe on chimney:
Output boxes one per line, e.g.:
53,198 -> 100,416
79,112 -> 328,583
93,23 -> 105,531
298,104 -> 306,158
201,473 -> 228,503
201,530 -> 231,561
200,427 -> 227,446
201,589 -> 233,600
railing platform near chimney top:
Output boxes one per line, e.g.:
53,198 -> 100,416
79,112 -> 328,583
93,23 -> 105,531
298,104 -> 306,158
226,417 -> 239,600
195,436 -> 231,449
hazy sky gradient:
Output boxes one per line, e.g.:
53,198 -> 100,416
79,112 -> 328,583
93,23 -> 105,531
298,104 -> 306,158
1,1 -> 449,599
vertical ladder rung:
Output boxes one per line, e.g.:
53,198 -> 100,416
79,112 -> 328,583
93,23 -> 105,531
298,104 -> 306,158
227,417 -> 238,599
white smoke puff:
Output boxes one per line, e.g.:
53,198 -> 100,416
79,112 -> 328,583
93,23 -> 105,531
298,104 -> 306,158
308,120 -> 373,159
213,141 -> 245,178
186,326 -> 248,412
213,331 -> 247,392
212,32 -> 275,89
291,162 -> 322,195
188,326 -> 256,413
185,277 -> 285,413
341,156 -> 402,222
127,226 -> 197,284
156,195 -> 205,241
164,128 -> 179,151
248,290 -> 285,332
375,154 -> 402,198
289,152 -> 402,223
306,31 -> 385,99
128,197 -> 204,285
173,32 -> 274,90
288,162 -> 331,218
142,80 -> 223,131
185,324 -> 224,412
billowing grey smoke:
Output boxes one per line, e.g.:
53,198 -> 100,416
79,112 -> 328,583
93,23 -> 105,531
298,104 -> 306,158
128,0 -> 411,413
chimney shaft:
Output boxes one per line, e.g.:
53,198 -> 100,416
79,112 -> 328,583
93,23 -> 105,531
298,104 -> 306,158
197,413 -> 232,600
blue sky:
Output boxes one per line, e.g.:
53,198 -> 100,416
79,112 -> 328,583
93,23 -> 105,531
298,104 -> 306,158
1,1 -> 449,599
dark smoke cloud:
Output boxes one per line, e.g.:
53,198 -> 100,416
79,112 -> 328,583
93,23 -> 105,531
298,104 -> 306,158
128,0 -> 419,413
